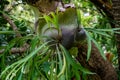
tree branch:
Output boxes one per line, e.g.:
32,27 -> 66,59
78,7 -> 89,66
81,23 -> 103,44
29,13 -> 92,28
2,13 -> 22,37
0,44 -> 29,54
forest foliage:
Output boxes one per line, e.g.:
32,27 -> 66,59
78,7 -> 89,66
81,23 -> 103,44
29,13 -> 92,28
0,0 -> 119,80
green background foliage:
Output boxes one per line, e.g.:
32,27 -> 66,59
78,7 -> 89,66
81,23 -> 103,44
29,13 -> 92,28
0,0 -> 119,80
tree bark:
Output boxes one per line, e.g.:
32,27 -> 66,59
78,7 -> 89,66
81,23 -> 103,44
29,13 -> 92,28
76,42 -> 118,80
112,0 -> 120,71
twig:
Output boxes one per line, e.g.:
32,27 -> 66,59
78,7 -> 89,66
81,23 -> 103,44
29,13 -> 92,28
2,13 -> 22,37
0,44 -> 29,54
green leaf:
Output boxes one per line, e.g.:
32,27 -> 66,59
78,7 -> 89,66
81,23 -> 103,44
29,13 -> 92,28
60,44 -> 94,76
87,38 -> 92,61
58,8 -> 78,28
85,30 -> 92,61
92,38 -> 106,60
0,41 -> 48,78
87,28 -> 111,38
0,31 -> 15,34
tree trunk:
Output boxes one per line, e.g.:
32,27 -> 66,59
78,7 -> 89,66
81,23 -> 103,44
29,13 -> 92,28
76,42 -> 118,80
112,0 -> 120,71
